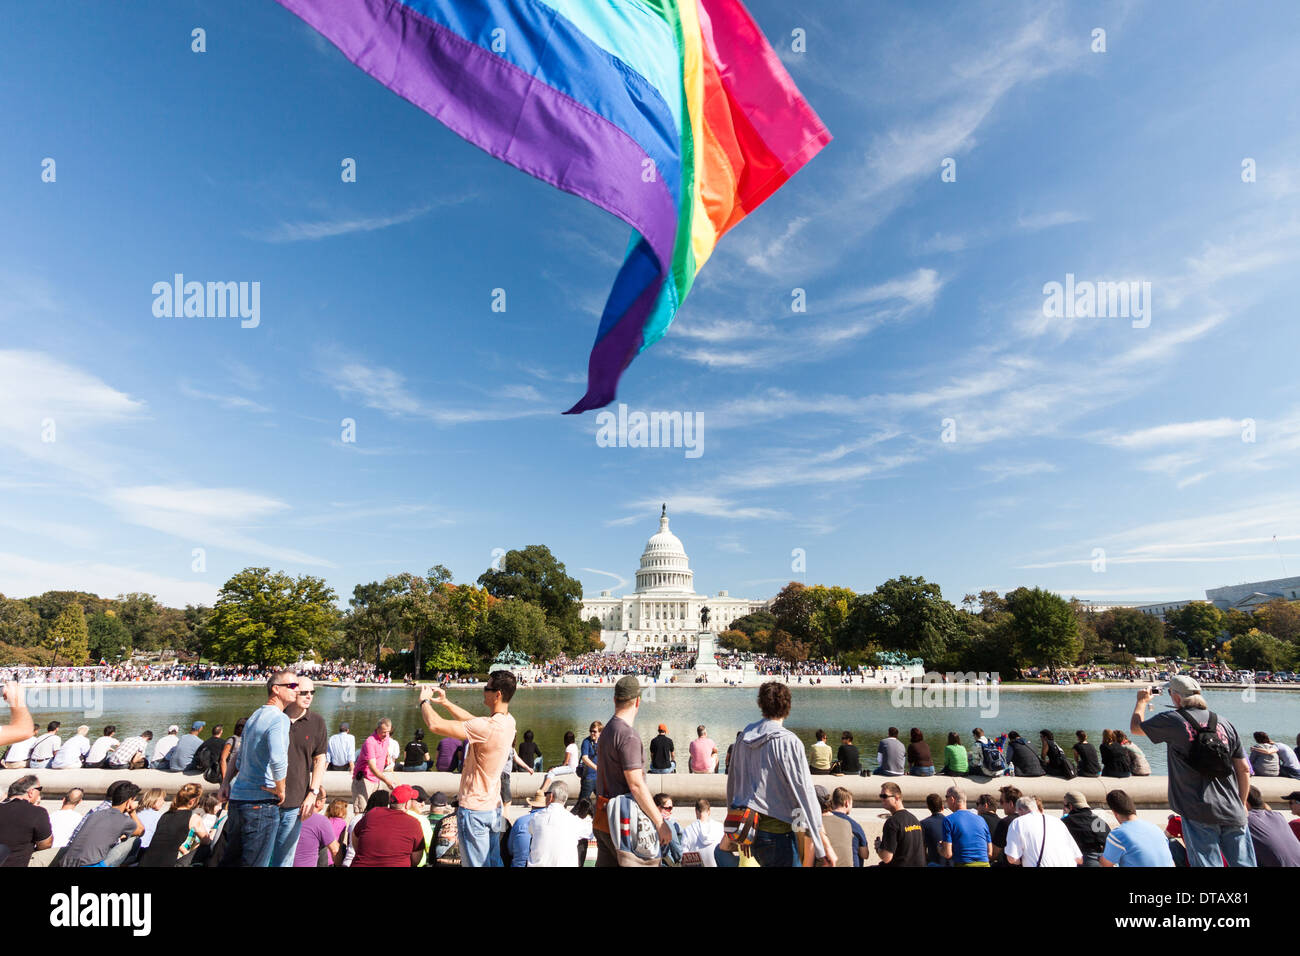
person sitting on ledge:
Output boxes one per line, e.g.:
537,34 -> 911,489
906,728 -> 934,777
809,729 -> 832,775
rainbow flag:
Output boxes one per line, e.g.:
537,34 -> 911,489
274,0 -> 830,412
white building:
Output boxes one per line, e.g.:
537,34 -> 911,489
1205,576 -> 1300,611
582,507 -> 768,654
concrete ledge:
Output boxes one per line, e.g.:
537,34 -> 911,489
5,768 -> 1298,809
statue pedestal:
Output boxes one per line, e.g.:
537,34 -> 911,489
678,631 -> 723,682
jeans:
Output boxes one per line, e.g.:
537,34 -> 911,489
404,762 -> 428,773
457,806 -> 503,868
873,768 -> 903,776
911,766 -> 936,776
751,829 -> 797,868
647,761 -> 676,774
28,758 -> 51,770
1179,817 -> 1257,867
222,798 -> 281,867
103,836 -> 140,867
578,775 -> 595,804
270,806 -> 303,867
1279,766 -> 1300,779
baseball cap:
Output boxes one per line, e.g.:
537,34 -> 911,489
1167,674 -> 1201,699
813,784 -> 830,802
1283,791 -> 1300,802
614,675 -> 641,703
658,723 -> 667,733
339,722 -> 350,731
167,725 -> 179,734
430,791 -> 450,810
392,785 -> 417,803
1063,790 -> 1089,809
191,720 -> 205,730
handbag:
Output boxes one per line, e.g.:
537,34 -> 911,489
723,806 -> 760,847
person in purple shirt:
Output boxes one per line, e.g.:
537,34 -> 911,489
292,792 -> 342,866
435,735 -> 465,773
1246,787 -> 1300,867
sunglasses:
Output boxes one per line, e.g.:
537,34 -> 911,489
297,690 -> 314,696
275,682 -> 300,689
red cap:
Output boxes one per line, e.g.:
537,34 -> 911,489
1165,814 -> 1182,838
392,785 -> 417,803
658,723 -> 667,732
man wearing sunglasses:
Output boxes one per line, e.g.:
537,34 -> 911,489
220,670 -> 297,866
419,670 -> 517,867
0,775 -> 52,867
270,675 -> 329,867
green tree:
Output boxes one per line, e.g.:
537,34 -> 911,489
426,639 -> 473,674
728,610 -> 776,638
1225,629 -> 1296,672
346,576 -> 411,668
1005,587 -> 1080,676
1254,599 -> 1300,644
45,603 -> 90,666
1165,602 -> 1225,658
479,599 -> 562,662
114,592 -> 164,650
87,612 -> 133,663
769,582 -> 817,644
207,568 -> 339,667
0,596 -> 41,647
477,545 -> 585,651
841,576 -> 959,666
1094,607 -> 1165,658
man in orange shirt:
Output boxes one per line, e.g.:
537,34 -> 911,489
418,670 -> 517,868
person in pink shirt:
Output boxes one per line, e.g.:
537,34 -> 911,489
418,670 -> 518,867
689,725 -> 718,774
351,718 -> 399,813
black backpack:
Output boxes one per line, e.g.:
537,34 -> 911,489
1046,741 -> 1077,780
1176,709 -> 1234,779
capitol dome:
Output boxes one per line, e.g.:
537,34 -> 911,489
636,505 -> 695,593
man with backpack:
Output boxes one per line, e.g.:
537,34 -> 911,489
1130,675 -> 1255,867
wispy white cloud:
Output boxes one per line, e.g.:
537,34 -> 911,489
0,552 -> 218,607
581,567 -> 629,595
328,360 -> 551,425
180,382 -> 270,413
251,202 -> 453,242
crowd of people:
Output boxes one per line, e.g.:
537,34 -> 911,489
1,670 -> 1297,868
0,660 -> 391,685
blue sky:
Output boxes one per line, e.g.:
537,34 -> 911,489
3,0 -> 1299,611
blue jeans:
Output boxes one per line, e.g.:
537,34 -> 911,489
224,799 -> 281,867
1180,817 -> 1257,867
911,766 -> 936,776
28,758 -> 51,770
578,775 -> 595,804
457,806 -> 503,868
751,829 -> 797,867
270,806 -> 303,867
405,762 -> 428,772
648,761 -> 676,774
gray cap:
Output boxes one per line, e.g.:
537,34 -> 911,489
614,675 -> 641,703
1168,674 -> 1202,699
1063,790 -> 1089,809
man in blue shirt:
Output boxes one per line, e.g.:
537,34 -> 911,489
508,789 -> 548,866
939,786 -> 992,866
219,670 -> 297,867
578,721 -> 601,804
1101,789 -> 1174,867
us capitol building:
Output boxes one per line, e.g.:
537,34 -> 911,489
582,506 -> 769,654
